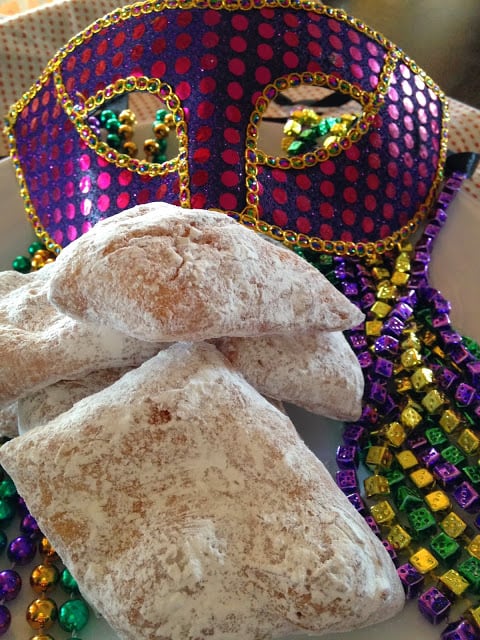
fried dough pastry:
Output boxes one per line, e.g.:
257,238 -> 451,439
17,367 -> 130,434
215,330 -> 364,420
0,342 -> 403,640
0,402 -> 18,439
0,266 -> 164,407
48,203 -> 364,342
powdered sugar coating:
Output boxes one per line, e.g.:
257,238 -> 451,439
0,402 -> 18,438
0,265 -> 165,407
17,367 -> 130,434
0,342 -> 403,640
215,331 -> 364,420
48,203 -> 364,342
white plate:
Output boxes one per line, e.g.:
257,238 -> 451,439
1,155 -> 480,639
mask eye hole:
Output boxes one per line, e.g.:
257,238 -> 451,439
89,92 -> 179,163
258,85 -> 363,158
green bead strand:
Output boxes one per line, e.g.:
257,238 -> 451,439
0,499 -> 15,526
58,598 -> 89,633
0,476 -> 17,499
99,109 -> 116,125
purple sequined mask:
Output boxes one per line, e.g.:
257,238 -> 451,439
5,0 -> 448,256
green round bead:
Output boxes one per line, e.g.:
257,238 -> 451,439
0,477 -> 16,499
60,567 -> 79,593
58,598 -> 89,632
99,109 -> 116,125
105,117 -> 120,133
0,498 -> 16,526
28,240 -> 45,255
106,133 -> 122,149
12,255 -> 31,273
155,108 -> 168,122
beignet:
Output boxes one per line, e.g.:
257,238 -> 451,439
215,330 -> 364,421
0,265 -> 164,407
17,367 -> 130,434
48,203 -> 364,342
0,342 -> 403,640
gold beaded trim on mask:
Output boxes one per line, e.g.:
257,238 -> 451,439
4,72 -> 192,255
54,72 -> 189,183
226,208 -> 423,257
3,131 -> 62,256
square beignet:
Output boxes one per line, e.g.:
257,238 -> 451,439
48,203 -> 364,342
0,342 -> 403,640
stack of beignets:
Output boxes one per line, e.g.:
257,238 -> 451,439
0,204 -> 404,639
48,203 -> 363,340
0,265 -> 164,408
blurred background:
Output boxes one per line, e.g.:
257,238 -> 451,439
0,0 -> 54,17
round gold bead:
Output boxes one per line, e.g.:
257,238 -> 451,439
30,635 -> 55,640
118,123 -> 134,140
118,108 -> 137,126
26,598 -> 58,630
30,255 -> 46,270
153,122 -> 169,139
123,141 -> 138,158
144,138 -> 160,155
30,564 -> 60,593
33,249 -> 51,261
39,537 -> 59,563
163,112 -> 175,128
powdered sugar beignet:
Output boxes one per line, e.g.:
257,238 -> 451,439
0,402 -> 18,439
17,367 -> 130,434
0,265 -> 164,407
48,203 -> 364,342
215,330 -> 364,421
0,342 -> 403,640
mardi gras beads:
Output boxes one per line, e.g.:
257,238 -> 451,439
0,459 -> 90,639
302,172 -> 480,640
92,106 -> 174,162
282,108 -> 358,156
12,240 -> 56,274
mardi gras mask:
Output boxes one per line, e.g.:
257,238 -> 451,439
4,0 -> 448,258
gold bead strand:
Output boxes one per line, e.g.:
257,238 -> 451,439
26,539 -> 60,639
